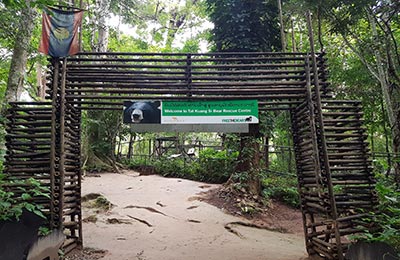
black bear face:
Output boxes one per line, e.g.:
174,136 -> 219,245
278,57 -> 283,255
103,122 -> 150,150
123,101 -> 161,124
131,108 -> 144,123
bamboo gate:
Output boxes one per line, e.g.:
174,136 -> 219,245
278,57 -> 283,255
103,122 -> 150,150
4,52 -> 377,259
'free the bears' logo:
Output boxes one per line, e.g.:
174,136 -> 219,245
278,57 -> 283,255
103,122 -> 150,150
123,101 -> 161,124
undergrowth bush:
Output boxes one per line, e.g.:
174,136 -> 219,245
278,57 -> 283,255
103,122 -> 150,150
126,156 -> 153,169
197,148 -> 238,183
127,148 -> 238,183
353,176 -> 400,252
261,172 -> 300,208
153,157 -> 198,179
0,174 -> 50,221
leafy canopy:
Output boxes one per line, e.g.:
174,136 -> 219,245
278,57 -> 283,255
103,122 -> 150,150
206,0 -> 281,52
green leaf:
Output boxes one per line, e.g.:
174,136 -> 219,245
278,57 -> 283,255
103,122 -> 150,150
0,201 -> 12,208
21,193 -> 32,200
33,209 -> 46,219
24,203 -> 35,212
384,195 -> 398,203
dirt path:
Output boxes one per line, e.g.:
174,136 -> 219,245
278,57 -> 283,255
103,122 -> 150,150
80,171 -> 308,260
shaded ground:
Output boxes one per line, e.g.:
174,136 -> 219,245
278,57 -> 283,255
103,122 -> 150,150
202,187 -> 304,235
69,171 -> 309,260
65,248 -> 108,260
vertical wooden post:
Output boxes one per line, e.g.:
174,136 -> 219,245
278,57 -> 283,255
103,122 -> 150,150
306,11 -> 343,259
50,58 -> 60,229
186,54 -> 192,97
304,56 -> 323,190
59,58 -> 68,228
303,56 -> 321,248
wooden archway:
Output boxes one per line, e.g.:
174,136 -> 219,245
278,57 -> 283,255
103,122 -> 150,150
4,51 -> 376,259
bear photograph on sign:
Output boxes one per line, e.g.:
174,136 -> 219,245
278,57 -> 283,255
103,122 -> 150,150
123,101 -> 161,124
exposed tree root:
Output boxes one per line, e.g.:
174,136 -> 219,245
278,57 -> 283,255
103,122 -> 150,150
225,221 -> 287,235
106,218 -> 132,224
224,224 -> 244,239
127,215 -> 153,227
187,219 -> 201,223
124,205 -> 168,217
83,152 -> 114,173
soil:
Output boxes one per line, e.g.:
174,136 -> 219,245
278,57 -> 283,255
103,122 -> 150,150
65,247 -> 108,260
202,187 -> 305,235
68,171 -> 310,260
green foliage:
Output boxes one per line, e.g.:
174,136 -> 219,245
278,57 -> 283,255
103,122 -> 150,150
269,112 -> 296,174
152,157 -> 198,179
261,172 -> 300,208
126,156 -> 150,169
82,110 -> 122,171
128,148 -> 238,183
181,38 -> 201,53
303,0 -> 375,34
93,196 -> 113,211
206,0 -> 281,51
354,177 -> 400,252
1,0 -> 55,9
220,133 -> 240,151
0,117 -> 5,165
108,30 -> 149,52
38,226 -> 51,236
105,0 -> 209,52
0,174 -> 50,221
197,148 -> 238,183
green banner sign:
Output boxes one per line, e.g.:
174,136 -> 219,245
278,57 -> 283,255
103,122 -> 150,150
161,100 -> 259,124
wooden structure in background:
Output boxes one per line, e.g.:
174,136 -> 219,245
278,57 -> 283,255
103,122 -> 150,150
4,52 -> 376,259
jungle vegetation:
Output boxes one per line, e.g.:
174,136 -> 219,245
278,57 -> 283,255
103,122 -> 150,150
0,0 -> 399,251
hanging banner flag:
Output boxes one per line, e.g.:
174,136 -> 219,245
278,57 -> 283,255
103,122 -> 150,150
39,7 -> 83,57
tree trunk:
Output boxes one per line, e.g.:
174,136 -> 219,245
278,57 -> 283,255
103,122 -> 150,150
109,130 -> 120,172
370,110 -> 375,161
264,135 -> 270,169
127,133 -> 135,159
367,9 -> 400,183
95,0 -> 110,52
235,134 -> 261,195
393,120 -> 400,185
81,0 -> 114,172
381,98 -> 392,177
291,19 -> 297,52
277,0 -> 286,51
1,1 -> 36,116
116,136 -> 122,159
36,63 -> 47,100
165,9 -> 187,50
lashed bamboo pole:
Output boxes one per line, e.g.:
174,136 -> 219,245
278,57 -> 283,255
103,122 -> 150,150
306,11 -> 343,259
49,59 -> 60,229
